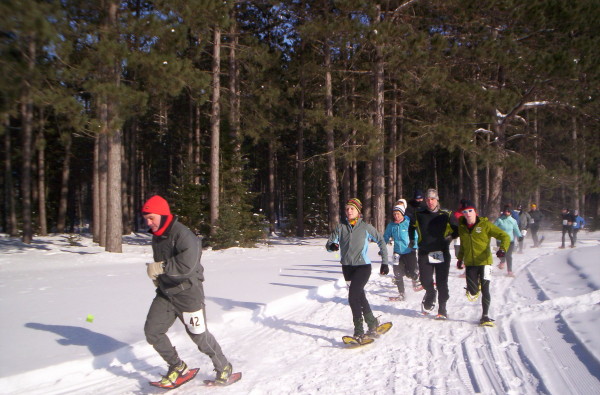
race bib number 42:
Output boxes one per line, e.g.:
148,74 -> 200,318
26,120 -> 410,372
428,251 -> 444,264
183,309 -> 206,334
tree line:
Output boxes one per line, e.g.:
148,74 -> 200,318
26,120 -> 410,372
1,0 -> 599,251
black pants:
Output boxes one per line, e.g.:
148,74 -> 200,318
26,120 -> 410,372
342,264 -> 372,323
499,241 -> 515,272
392,251 -> 418,293
518,230 -> 525,252
561,226 -> 573,247
465,265 -> 491,317
573,228 -> 580,246
418,249 -> 450,312
531,224 -> 540,246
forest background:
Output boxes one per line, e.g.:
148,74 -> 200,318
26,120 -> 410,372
1,0 -> 599,252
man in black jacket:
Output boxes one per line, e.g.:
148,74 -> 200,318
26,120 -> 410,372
411,189 -> 458,319
529,204 -> 544,247
142,195 -> 232,386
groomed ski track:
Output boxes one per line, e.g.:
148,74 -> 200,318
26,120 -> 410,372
4,242 -> 600,394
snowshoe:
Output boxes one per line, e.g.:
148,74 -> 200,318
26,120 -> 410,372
204,372 -> 242,387
370,321 -> 393,336
149,366 -> 199,390
389,293 -> 405,302
479,316 -> 495,327
412,279 -> 423,292
466,284 -> 481,302
342,334 -> 375,347
435,313 -> 448,320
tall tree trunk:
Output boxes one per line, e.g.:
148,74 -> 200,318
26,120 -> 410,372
20,37 -> 35,244
106,124 -> 123,252
57,134 -> 72,233
571,115 -> 580,211
371,6 -> 385,233
458,150 -> 464,199
36,113 -> 47,235
386,84 -> 398,221
97,110 -> 108,247
396,101 -> 404,200
3,119 -> 18,236
362,161 -> 372,222
470,153 -> 480,209
268,140 -> 276,234
194,102 -> 202,185
229,12 -> 242,191
93,134 -> 100,242
104,1 -> 123,253
209,26 -> 221,235
324,42 -> 339,231
296,65 -> 305,237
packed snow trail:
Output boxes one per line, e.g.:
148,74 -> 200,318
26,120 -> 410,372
1,232 -> 599,394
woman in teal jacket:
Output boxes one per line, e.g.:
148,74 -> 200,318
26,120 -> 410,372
457,200 -> 510,326
494,205 -> 522,276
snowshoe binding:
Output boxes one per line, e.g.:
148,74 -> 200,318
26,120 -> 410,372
150,362 -> 198,390
204,363 -> 242,386
479,316 -> 495,327
342,334 -> 375,347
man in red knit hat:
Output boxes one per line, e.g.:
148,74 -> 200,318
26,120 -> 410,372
142,195 -> 233,387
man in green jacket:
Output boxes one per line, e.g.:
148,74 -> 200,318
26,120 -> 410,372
456,200 -> 510,326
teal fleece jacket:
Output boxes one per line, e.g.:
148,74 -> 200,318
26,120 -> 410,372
326,218 -> 389,266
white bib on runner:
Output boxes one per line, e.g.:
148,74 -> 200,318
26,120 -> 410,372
483,265 -> 492,281
183,309 -> 206,335
428,251 -> 444,264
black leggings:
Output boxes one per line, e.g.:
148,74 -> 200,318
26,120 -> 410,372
418,249 -> 450,310
392,251 -> 418,293
562,226 -> 574,247
342,264 -> 372,322
466,265 -> 491,317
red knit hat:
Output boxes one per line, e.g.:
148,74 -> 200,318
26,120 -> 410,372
141,195 -> 171,215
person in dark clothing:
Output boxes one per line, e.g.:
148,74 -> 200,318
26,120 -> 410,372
559,208 -> 576,249
516,205 -> 532,253
405,189 -> 425,223
411,189 -> 458,319
142,195 -> 232,386
529,204 -> 544,247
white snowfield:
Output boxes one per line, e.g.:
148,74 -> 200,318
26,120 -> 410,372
0,229 -> 599,394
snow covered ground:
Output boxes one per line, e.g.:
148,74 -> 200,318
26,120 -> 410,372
0,228 -> 599,394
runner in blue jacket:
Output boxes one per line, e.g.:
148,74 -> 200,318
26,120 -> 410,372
572,210 -> 585,247
383,202 -> 419,300
494,205 -> 522,277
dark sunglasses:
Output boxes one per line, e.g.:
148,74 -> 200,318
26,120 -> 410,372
461,209 -> 475,214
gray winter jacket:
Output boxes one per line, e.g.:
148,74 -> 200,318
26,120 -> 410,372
518,211 -> 532,230
152,217 -> 205,312
326,218 -> 388,266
